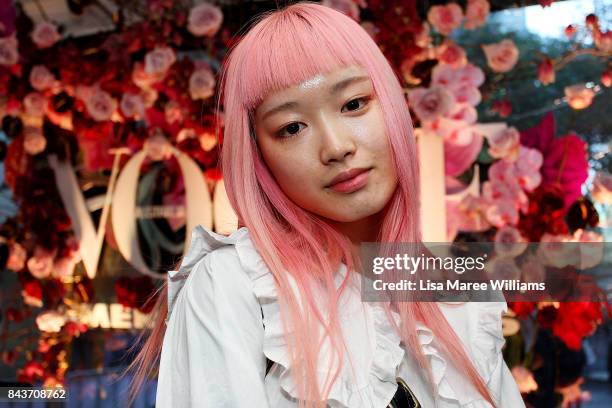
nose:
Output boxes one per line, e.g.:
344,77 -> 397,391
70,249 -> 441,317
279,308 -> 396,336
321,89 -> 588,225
318,116 -> 357,164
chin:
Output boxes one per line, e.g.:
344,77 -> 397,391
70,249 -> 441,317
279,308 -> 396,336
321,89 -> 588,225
324,207 -> 382,223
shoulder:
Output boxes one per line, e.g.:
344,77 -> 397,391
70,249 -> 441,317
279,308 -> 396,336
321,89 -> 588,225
166,225 -> 265,322
438,301 -> 508,381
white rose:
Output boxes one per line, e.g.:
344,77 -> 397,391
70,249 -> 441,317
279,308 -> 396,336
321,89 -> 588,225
0,35 -> 19,66
29,65 -> 56,91
85,87 -> 117,121
36,311 -> 66,333
31,22 -> 61,49
189,66 -> 216,100
482,39 -> 519,73
188,3 -> 224,37
144,46 -> 176,75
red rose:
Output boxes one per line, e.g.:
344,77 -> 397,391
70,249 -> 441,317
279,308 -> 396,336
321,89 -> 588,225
552,302 -> 603,350
115,276 -> 158,314
18,361 -> 45,384
62,321 -> 88,337
508,302 -> 536,318
21,279 -> 43,308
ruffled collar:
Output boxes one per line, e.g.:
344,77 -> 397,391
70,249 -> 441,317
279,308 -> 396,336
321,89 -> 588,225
169,226 -> 505,408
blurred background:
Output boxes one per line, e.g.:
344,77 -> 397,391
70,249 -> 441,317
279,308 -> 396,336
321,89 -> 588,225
0,0 -> 610,407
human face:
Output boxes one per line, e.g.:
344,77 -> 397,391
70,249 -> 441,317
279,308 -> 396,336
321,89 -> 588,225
253,65 -> 398,234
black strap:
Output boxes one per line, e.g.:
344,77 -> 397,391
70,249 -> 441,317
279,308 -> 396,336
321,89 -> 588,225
261,306 -> 274,376
265,357 -> 274,375
387,377 -> 421,408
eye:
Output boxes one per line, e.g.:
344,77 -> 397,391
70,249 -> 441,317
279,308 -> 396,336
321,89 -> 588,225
341,96 -> 371,113
277,122 -> 305,138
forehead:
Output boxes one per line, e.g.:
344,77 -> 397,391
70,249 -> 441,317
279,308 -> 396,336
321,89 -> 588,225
256,65 -> 370,111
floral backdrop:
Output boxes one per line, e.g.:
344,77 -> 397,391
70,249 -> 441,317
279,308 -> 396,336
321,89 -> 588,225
0,0 -> 610,405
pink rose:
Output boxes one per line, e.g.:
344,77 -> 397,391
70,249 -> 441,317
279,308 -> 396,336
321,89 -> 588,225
7,243 -> 27,272
35,311 -> 66,333
537,57 -> 555,85
407,86 -> 455,123
189,66 -> 216,100
187,3 -> 223,37
485,197 -> 520,227
590,171 -> 612,205
431,63 -> 484,106
427,4 -> 463,36
464,0 -> 490,30
0,34 -> 18,66
27,246 -> 57,279
120,93 -> 145,119
451,83 -> 481,106
455,63 -> 486,88
573,229 -> 604,270
537,233 -> 578,268
144,46 -> 176,75
31,22 -> 61,49
23,126 -> 47,155
436,40 -> 467,67
482,162 -> 529,227
446,194 -> 491,237
444,126 -> 483,176
482,39 -> 519,73
29,65 -> 56,91
430,117 -> 474,145
322,0 -> 360,21
84,87 -> 117,121
514,146 -> 543,192
144,130 -> 172,161
564,83 -> 595,110
448,104 -> 477,124
486,127 -> 520,161
23,92 -> 47,117
494,226 -> 527,258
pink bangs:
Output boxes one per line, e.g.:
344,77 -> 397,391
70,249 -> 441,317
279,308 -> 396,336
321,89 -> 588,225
222,3 -> 383,112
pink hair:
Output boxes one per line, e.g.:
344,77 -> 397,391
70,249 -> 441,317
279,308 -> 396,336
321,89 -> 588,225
128,2 -> 497,407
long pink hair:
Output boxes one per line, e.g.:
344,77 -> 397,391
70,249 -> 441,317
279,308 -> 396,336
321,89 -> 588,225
127,2 -> 497,407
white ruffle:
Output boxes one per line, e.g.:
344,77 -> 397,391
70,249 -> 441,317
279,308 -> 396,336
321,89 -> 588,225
416,302 -> 508,407
235,229 -> 406,408
166,226 -> 249,323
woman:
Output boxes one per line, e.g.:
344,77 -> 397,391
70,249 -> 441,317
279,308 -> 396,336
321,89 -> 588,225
129,2 -> 525,407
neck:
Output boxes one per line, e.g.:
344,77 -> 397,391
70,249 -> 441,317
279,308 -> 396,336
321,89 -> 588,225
325,212 -> 383,267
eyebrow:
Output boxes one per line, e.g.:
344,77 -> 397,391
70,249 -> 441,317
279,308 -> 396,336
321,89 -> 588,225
261,75 -> 370,120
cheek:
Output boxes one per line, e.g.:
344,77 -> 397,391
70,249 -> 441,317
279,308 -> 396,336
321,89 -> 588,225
259,145 -> 321,202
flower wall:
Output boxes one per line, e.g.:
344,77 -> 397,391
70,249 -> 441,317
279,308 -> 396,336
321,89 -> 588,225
0,0 -> 610,403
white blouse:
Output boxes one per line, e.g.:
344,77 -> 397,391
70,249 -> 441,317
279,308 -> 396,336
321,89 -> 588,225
156,226 -> 525,408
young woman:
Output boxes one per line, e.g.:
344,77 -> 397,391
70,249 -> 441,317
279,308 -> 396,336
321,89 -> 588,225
130,2 -> 525,407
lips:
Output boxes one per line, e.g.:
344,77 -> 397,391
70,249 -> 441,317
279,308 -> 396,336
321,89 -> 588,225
326,168 -> 371,187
